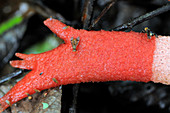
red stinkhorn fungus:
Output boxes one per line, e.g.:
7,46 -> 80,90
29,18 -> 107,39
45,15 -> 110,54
0,18 -> 169,112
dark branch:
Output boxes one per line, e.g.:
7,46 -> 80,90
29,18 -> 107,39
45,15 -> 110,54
113,3 -> 170,31
89,0 -> 117,30
29,0 -> 67,22
81,0 -> 95,29
69,84 -> 80,113
0,69 -> 23,84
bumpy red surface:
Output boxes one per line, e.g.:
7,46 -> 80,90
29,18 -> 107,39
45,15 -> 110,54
0,18 -> 156,112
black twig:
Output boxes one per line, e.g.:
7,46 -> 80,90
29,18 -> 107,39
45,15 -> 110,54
29,0 -> 67,22
0,69 -> 23,84
89,0 -> 117,30
81,0 -> 95,29
113,3 -> 170,31
1,39 -> 19,68
69,84 -> 80,113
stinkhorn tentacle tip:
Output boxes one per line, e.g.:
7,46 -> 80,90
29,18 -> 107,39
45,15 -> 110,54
44,18 -> 76,43
10,60 -> 34,70
15,53 -> 28,59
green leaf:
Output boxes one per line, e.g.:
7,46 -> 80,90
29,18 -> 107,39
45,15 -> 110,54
0,16 -> 23,35
24,35 -> 64,54
42,102 -> 49,109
